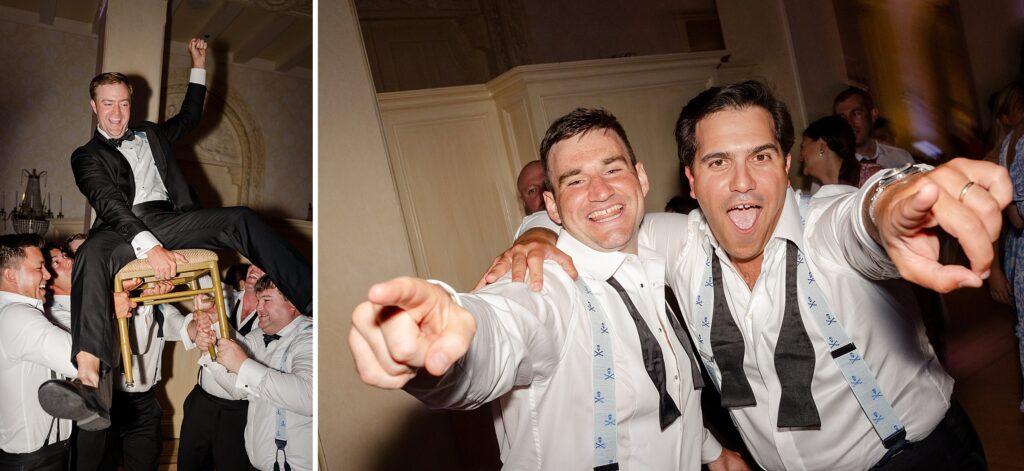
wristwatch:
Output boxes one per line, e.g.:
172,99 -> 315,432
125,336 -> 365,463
868,164 -> 930,224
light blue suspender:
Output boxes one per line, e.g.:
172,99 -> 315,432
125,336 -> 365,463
691,194 -> 906,447
272,323 -> 313,471
573,278 -> 619,470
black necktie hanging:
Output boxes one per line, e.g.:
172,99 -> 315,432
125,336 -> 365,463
773,241 -> 820,427
664,286 -> 704,390
709,253 -> 756,408
605,276 -> 680,430
708,242 -> 821,428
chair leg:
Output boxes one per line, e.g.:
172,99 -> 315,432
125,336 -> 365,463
208,261 -> 231,348
114,276 -> 134,389
188,279 -> 218,360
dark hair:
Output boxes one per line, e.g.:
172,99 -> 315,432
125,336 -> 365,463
803,115 -> 860,186
224,263 -> 252,290
89,72 -> 133,100
0,234 -> 44,272
253,274 -> 277,294
62,233 -> 86,258
675,80 -> 794,168
833,86 -> 874,112
538,108 -> 636,191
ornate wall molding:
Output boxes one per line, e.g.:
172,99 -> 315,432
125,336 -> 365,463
165,83 -> 265,210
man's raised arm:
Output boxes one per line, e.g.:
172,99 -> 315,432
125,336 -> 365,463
865,157 -> 1012,292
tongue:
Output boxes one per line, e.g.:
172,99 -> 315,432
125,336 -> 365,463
728,207 -> 758,230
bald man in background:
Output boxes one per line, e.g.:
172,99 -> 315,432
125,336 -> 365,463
516,160 -> 546,214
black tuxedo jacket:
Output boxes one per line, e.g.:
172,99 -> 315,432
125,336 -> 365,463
71,82 -> 207,243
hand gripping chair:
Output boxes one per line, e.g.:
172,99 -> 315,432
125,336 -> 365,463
113,249 -> 230,388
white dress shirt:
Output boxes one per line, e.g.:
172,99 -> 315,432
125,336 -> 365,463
117,304 -> 186,392
198,316 -> 313,471
856,141 -> 914,169
100,68 -> 206,259
49,294 -> 72,331
408,232 -> 721,470
0,291 -> 76,453
637,182 -> 952,470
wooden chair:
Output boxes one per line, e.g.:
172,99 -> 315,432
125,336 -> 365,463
113,249 -> 230,388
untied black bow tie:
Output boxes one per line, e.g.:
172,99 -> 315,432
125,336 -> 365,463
109,131 -> 136,147
263,334 -> 281,346
710,241 -> 820,428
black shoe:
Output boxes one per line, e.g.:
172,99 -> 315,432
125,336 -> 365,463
37,379 -> 110,431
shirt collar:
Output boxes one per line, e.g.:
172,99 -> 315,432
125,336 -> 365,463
0,290 -> 44,310
96,126 -> 137,141
555,229 -> 649,281
266,314 -> 309,339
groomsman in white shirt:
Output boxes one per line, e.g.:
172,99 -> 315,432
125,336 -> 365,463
176,265 -> 266,471
496,81 -> 1007,470
0,234 -> 78,469
349,109 -> 748,470
42,235 -> 183,470
194,276 -> 313,471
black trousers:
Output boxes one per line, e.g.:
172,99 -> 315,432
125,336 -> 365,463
76,389 -> 163,471
177,384 -> 251,471
872,401 -> 986,470
0,441 -> 69,471
71,205 -> 312,369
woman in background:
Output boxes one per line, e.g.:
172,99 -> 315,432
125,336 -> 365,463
990,81 -> 1024,413
799,115 -> 877,187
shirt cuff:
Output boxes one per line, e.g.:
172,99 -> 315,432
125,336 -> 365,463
179,313 -> 196,350
131,231 -> 162,259
700,428 -> 724,464
513,211 -> 560,240
189,68 -> 207,86
852,170 -> 890,259
235,358 -> 268,396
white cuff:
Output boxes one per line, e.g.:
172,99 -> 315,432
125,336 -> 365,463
853,170 -> 889,259
179,313 -> 196,350
426,279 -> 462,307
189,68 -> 207,86
131,231 -> 161,259
235,358 -> 267,397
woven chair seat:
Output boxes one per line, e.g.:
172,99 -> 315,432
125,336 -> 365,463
117,249 -> 219,279
114,248 -> 229,388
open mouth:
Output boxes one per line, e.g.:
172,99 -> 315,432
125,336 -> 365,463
588,204 -> 624,223
727,203 -> 761,231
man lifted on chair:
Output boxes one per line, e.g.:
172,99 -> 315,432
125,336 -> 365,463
39,38 -> 313,429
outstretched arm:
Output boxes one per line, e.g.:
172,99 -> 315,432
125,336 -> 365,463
349,277 -> 477,389
866,158 -> 1012,292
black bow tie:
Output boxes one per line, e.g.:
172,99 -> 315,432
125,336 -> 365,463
108,131 -> 136,147
263,334 -> 281,346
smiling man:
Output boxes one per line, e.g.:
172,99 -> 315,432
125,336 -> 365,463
348,109 -> 747,470
41,37 -> 312,430
495,82 -> 1011,470
192,276 -> 313,471
0,234 -> 78,470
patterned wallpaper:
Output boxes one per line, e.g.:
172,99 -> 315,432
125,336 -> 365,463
0,19 -> 97,229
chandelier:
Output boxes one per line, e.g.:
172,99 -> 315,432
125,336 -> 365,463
6,169 -> 55,236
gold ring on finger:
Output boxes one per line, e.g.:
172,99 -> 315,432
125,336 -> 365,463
958,180 -> 975,203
